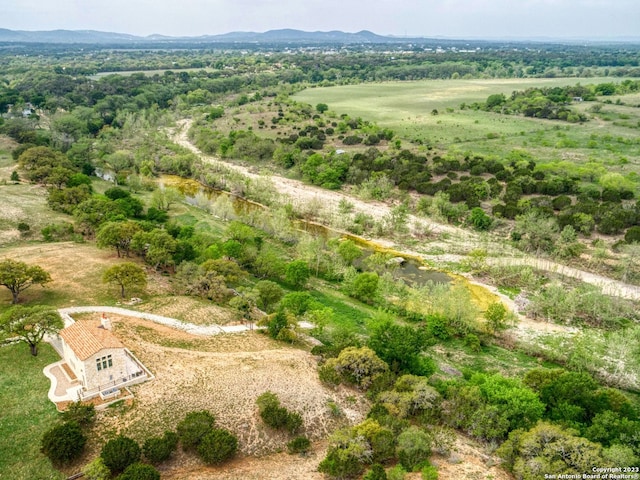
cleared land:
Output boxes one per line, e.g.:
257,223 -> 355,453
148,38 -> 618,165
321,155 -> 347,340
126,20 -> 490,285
293,77 -> 640,168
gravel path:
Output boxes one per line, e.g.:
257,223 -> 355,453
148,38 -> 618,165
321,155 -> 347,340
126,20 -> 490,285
170,119 -> 460,235
60,306 -> 237,335
488,257 -> 640,301
58,306 -> 315,336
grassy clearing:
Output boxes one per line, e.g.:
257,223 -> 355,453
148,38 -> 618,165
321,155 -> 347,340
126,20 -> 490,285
309,283 -> 378,335
0,242 -> 143,307
0,343 -> 64,480
430,337 -> 559,379
0,183 -> 71,247
293,77 -> 640,169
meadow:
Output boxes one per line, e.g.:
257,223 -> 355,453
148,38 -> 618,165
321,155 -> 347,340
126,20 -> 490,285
294,77 -> 640,170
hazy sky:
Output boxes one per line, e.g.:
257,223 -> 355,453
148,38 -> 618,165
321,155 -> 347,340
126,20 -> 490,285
3,0 -> 639,39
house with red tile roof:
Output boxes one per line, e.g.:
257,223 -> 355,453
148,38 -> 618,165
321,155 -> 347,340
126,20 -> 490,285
57,315 -> 149,399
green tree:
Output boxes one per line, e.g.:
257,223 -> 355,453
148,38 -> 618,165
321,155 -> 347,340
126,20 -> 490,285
254,280 -> 284,312
150,187 -> 182,212
96,221 -> 142,258
131,229 -> 177,270
102,262 -> 147,299
484,302 -> 508,333
322,346 -> 389,389
0,259 -> 51,304
348,272 -> 379,304
285,260 -> 310,288
177,410 -> 216,451
471,373 -> 545,433
368,321 -> 433,376
337,240 -> 362,265
0,305 -> 63,356
101,436 -> 141,474
498,422 -> 604,480
197,429 -> 238,465
316,103 -> 329,113
10,170 -> 19,182
40,421 -> 86,465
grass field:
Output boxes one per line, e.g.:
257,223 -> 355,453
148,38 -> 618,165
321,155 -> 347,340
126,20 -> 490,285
293,77 -> 640,170
0,343 -> 64,480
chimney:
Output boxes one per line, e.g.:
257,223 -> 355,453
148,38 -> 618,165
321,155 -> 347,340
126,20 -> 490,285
101,313 -> 112,330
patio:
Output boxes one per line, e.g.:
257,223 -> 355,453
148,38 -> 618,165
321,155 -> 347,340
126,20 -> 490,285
43,361 -> 83,405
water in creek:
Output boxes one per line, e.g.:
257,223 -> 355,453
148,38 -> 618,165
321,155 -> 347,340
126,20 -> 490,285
161,175 -> 453,286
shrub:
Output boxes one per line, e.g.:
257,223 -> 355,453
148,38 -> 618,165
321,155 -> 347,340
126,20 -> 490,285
118,463 -> 160,480
364,464 -> 388,480
197,428 -> 238,464
552,195 -> 572,211
421,464 -> 439,480
318,447 -> 367,479
463,333 -> 481,352
287,436 -> 311,454
40,421 -> 86,465
143,431 -> 178,464
397,427 -> 432,471
625,226 -> 640,244
388,465 -> 407,480
257,391 -> 303,433
100,436 -> 141,473
82,457 -> 111,480
61,401 -> 95,427
177,410 -> 215,451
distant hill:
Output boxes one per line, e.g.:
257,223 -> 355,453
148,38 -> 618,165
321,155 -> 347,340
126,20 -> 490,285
0,28 -> 141,43
0,28 -> 419,44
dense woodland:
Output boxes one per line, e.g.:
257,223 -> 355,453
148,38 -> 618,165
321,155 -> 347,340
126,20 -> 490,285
1,41 -> 640,480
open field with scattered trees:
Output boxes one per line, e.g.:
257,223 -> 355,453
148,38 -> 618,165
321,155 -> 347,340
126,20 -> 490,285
1,39 -> 640,480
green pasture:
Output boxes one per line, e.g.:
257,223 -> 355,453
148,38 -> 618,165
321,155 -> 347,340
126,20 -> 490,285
0,343 -> 64,480
294,77 -> 640,169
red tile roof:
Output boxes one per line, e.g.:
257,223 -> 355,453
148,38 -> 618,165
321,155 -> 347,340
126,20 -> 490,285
59,320 -> 124,361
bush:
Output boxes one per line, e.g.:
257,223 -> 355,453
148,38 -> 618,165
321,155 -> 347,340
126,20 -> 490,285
82,457 -> 111,480
100,436 -> 141,474
40,421 -> 86,465
257,391 -> 303,433
625,226 -> 640,244
143,431 -> 178,464
197,428 -> 238,464
387,465 -> 407,480
287,436 -> 311,454
397,427 -> 432,471
318,447 -> 366,479
364,464 -> 388,480
118,463 -> 160,480
177,410 -> 215,451
552,195 -> 572,211
421,464 -> 439,480
61,401 -> 95,427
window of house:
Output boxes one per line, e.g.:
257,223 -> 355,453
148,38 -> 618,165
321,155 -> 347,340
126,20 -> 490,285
96,354 -> 113,371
